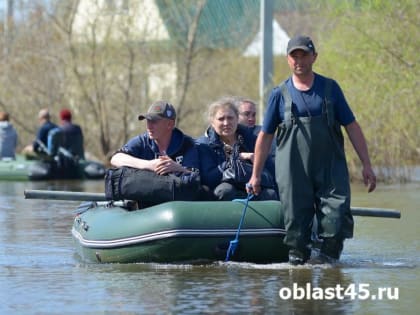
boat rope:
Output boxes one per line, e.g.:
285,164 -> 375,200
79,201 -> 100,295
225,193 -> 254,262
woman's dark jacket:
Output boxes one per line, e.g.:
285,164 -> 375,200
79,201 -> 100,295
196,124 -> 275,189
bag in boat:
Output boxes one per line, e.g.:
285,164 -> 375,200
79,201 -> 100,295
105,166 -> 201,204
221,146 -> 274,190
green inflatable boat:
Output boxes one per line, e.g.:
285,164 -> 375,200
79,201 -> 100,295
23,189 -> 401,264
0,155 -> 106,181
72,200 -> 289,264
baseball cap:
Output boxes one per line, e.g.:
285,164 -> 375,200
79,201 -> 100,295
287,35 -> 316,54
59,109 -> 72,121
138,101 -> 176,121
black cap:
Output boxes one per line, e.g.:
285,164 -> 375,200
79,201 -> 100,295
287,35 -> 316,54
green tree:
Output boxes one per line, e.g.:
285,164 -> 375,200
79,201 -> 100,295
316,0 -> 419,181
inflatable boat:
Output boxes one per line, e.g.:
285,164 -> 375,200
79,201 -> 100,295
71,200 -> 289,264
0,155 -> 106,181
23,189 -> 401,264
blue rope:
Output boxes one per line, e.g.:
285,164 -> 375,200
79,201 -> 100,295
225,193 -> 253,262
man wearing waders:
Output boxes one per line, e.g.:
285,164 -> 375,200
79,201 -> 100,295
247,35 -> 376,265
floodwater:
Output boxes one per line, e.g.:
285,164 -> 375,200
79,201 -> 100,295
0,180 -> 418,314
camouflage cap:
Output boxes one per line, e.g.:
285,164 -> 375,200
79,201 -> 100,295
138,101 -> 176,121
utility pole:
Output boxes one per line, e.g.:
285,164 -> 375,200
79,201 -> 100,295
259,0 -> 273,125
4,0 -> 14,57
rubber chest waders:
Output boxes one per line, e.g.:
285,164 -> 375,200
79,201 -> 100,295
275,80 -> 354,255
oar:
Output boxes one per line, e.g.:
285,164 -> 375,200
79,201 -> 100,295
225,193 -> 254,262
350,207 -> 401,219
24,189 -> 107,201
23,189 -> 402,219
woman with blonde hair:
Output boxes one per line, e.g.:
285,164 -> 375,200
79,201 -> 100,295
196,97 -> 277,201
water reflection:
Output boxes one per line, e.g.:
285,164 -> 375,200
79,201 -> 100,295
280,267 -> 355,314
0,181 -> 418,314
69,263 -> 358,314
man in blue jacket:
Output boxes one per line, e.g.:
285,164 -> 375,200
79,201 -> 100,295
110,101 -> 201,205
111,101 -> 199,175
22,108 -> 57,156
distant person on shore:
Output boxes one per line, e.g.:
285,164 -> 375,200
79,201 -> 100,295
23,108 -> 57,156
53,108 -> 85,159
0,111 -> 18,159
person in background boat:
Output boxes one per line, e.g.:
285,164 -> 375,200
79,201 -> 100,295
22,108 -> 57,156
235,97 -> 261,136
196,96 -> 277,201
235,97 -> 276,159
0,111 -> 18,159
110,100 -> 200,185
247,35 -> 376,265
55,108 -> 85,159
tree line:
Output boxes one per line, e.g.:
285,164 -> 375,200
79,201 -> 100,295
0,0 -> 418,182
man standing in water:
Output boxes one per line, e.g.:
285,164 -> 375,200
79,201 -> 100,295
247,35 -> 376,265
